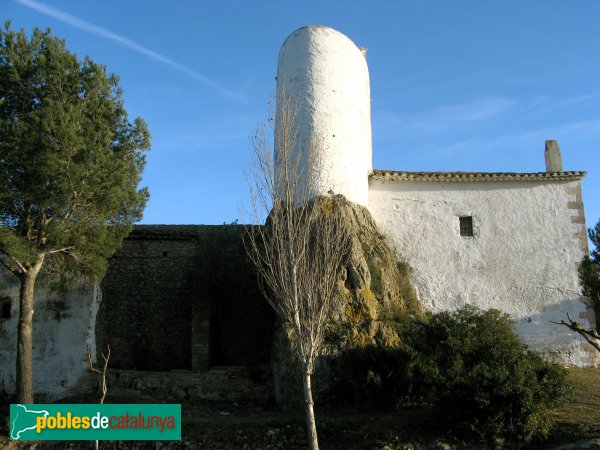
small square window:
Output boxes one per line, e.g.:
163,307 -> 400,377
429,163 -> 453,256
459,216 -> 473,237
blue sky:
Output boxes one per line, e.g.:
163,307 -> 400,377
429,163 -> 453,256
3,1 -> 600,238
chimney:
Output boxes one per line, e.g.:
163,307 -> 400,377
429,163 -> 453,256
545,140 -> 563,172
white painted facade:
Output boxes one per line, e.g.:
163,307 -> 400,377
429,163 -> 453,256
277,25 -> 598,366
276,26 -> 372,206
0,280 -> 99,400
368,175 -> 596,365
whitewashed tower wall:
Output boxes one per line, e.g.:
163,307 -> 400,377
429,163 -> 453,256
275,26 -> 372,206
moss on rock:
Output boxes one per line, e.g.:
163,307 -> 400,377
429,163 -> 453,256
323,196 -> 424,350
272,195 -> 425,404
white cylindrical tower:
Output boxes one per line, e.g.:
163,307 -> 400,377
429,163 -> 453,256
275,26 -> 372,206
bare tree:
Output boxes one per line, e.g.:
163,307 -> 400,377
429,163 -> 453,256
551,310 -> 600,353
244,94 -> 350,450
86,344 -> 110,450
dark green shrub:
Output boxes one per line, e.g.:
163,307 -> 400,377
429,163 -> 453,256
330,345 -> 412,410
330,306 -> 571,442
414,306 -> 571,441
579,218 -> 600,328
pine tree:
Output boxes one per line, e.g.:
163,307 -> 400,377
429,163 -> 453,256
580,219 -> 600,329
0,23 -> 150,403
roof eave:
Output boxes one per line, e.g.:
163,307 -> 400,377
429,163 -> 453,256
369,170 -> 587,183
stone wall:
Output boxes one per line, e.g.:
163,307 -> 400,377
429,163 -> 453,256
96,225 -> 275,372
108,367 -> 273,403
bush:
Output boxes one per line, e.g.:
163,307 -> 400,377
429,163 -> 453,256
414,306 -> 571,441
331,306 -> 571,442
330,345 -> 412,410
579,218 -> 600,328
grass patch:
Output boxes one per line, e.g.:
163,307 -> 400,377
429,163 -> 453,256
547,367 -> 600,443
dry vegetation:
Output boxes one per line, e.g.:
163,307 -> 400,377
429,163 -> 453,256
1,367 -> 599,449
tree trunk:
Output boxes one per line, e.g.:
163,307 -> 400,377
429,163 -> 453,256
16,255 -> 44,404
302,364 -> 319,450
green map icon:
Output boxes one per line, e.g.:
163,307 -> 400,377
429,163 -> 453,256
10,404 -> 49,440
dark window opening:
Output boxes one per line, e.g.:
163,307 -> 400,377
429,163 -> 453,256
459,216 -> 474,237
1,298 -> 11,319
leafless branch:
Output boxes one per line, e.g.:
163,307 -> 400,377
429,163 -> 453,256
9,255 -> 27,275
45,246 -> 75,255
85,344 -> 110,404
551,312 -> 600,353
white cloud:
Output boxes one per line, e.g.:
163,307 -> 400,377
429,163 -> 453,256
13,0 -> 235,98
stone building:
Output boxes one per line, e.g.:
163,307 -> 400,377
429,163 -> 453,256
0,25 -> 597,401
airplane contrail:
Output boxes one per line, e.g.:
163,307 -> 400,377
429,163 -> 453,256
13,0 -> 236,98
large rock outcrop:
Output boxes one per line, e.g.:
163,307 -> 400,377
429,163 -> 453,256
272,196 -> 424,404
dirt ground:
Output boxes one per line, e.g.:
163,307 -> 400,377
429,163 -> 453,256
1,368 -> 599,449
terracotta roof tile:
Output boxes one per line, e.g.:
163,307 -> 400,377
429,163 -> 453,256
370,170 -> 586,183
